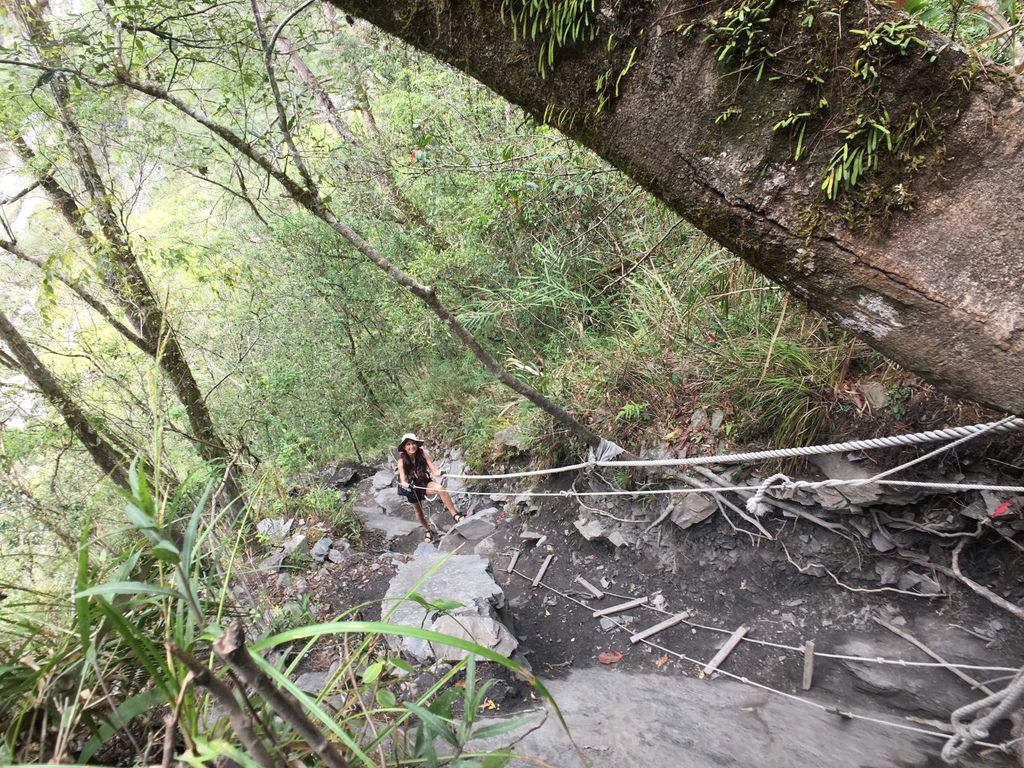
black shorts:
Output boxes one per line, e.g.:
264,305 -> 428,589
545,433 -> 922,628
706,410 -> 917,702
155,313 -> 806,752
398,476 -> 431,502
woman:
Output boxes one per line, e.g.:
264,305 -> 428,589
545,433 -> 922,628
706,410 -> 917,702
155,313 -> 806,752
396,433 -> 464,542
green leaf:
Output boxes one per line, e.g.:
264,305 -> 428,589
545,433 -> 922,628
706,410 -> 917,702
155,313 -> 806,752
362,661 -> 384,683
482,753 -> 513,768
471,715 -> 540,741
375,689 -> 397,708
405,701 -> 459,746
75,581 -> 184,601
152,540 -> 181,565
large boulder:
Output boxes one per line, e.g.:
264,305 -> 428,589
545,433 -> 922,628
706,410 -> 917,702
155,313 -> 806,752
381,551 -> 517,663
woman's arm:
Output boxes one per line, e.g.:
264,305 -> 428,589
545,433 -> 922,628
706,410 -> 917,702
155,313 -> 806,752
396,455 -> 408,488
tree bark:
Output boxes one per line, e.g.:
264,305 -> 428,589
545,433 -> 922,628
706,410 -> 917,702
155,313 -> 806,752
324,0 -> 1024,416
0,307 -> 131,489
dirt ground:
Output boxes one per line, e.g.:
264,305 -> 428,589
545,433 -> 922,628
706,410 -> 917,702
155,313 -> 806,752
248,448 -> 1024,766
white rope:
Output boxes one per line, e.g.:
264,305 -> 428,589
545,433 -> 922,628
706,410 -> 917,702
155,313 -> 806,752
513,567 -> 1022,754
445,417 -> 1024,480
943,666 -> 1024,762
425,479 -> 1024,499
637,605 -> 1022,673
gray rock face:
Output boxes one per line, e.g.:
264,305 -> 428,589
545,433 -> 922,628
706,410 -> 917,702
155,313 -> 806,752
439,509 -> 498,551
372,468 -> 396,491
495,668 -> 990,767
327,548 -> 347,563
670,495 -> 717,530
381,552 -> 517,663
311,537 -> 333,562
353,505 -> 421,539
373,487 -> 408,516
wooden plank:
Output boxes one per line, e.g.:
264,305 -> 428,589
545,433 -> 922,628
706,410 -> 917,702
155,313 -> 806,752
702,625 -> 749,676
592,596 -> 648,618
531,554 -> 554,588
574,576 -> 604,599
630,611 -> 691,644
801,640 -> 815,690
506,549 -> 521,574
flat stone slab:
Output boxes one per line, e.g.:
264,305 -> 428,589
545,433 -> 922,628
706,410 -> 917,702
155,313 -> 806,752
353,505 -> 420,539
382,552 -> 516,663
502,668 -> 994,767
439,509 -> 498,551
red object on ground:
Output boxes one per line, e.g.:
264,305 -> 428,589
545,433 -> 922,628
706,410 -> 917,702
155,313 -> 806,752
597,651 -> 623,665
992,501 -> 1013,517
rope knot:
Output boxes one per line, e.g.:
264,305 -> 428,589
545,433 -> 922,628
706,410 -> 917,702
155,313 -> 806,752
746,473 -> 791,516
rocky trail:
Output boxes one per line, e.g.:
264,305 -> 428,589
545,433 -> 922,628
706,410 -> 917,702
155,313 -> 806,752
243,442 -> 1024,768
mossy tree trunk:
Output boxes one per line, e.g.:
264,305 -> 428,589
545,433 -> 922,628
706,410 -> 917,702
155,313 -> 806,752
326,0 -> 1024,415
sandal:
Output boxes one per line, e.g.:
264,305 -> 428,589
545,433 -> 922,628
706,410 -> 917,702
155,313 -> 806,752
424,530 -> 434,543
451,512 -> 465,523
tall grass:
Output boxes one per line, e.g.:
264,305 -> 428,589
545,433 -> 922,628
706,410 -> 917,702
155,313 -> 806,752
0,462 -> 551,766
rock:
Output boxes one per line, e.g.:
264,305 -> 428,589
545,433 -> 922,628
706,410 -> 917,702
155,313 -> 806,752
897,571 -> 942,594
352,505 -> 421,539
670,495 -> 717,530
257,550 -> 285,572
327,548 -> 347,563
494,426 -> 530,452
373,488 -> 407,516
809,454 -> 885,507
870,529 -> 896,553
323,463 -> 359,488
294,577 -> 308,592
381,552 -> 517,663
520,530 -> 544,542
256,517 -> 293,542
282,533 -> 308,555
275,573 -> 293,590
858,381 -> 889,410
311,537 -> 333,562
439,511 -> 499,551
412,542 -> 436,558
874,560 -> 901,585
574,514 -> 629,546
372,468 -> 395,491
710,409 -> 726,432
294,671 -> 330,694
600,617 -> 616,632
474,536 -> 497,557
690,409 -> 709,430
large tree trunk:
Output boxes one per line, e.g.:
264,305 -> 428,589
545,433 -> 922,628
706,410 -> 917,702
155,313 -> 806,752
326,0 -> 1024,415
0,307 -> 131,489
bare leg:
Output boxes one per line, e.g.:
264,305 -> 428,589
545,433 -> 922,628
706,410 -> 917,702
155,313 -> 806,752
427,481 -> 460,519
411,500 -> 431,538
